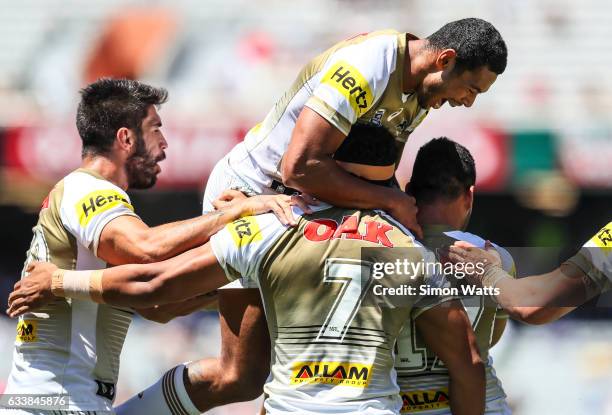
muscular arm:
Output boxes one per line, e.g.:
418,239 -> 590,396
416,301 -> 485,415
135,292 -> 218,324
281,108 -> 421,236
448,244 -> 593,324
98,243 -> 228,308
492,263 -> 587,324
98,194 -> 302,265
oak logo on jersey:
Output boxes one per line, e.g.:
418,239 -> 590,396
76,190 -> 134,226
228,217 -> 262,247
400,388 -> 450,413
16,320 -> 37,343
593,223 -> 612,250
322,60 -> 373,116
291,361 -> 371,387
304,215 -> 394,247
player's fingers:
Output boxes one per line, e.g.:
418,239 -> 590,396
280,200 -> 297,226
448,245 -> 468,261
8,289 -> 26,307
219,189 -> 247,202
26,262 -> 37,273
13,280 -> 21,291
211,199 -> 225,210
8,304 -> 31,319
290,195 -> 312,214
270,203 -> 289,226
7,296 -> 29,317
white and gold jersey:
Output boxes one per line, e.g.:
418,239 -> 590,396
5,169 -> 139,413
567,222 -> 612,294
225,30 -> 429,194
211,206 -> 452,415
395,228 -> 515,415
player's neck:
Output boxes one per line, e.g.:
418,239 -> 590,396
417,200 -> 465,230
81,155 -> 129,190
403,38 -> 431,93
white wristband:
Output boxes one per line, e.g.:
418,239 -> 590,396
51,269 -> 105,303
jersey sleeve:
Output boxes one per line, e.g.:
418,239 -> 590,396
210,213 -> 287,287
304,37 -> 395,135
60,173 -> 139,256
565,222 -> 612,295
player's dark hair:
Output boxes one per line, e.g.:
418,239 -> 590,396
426,18 -> 507,74
408,137 -> 476,204
76,78 -> 168,157
334,123 -> 397,166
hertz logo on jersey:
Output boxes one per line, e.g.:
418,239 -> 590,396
291,361 -> 371,387
228,217 -> 263,247
322,60 -> 373,116
400,388 -> 450,413
16,320 -> 37,343
76,190 -> 134,226
593,222 -> 612,251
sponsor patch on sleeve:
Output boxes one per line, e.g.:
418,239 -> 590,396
591,222 -> 612,251
321,60 -> 373,116
75,190 -> 134,226
16,320 -> 37,343
227,217 -> 263,247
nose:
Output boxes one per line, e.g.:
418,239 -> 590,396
159,133 -> 168,150
462,93 -> 476,108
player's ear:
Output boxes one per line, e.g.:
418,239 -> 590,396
466,185 -> 475,210
116,127 -> 135,153
435,49 -> 457,71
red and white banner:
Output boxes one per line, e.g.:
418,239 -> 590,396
3,122 -> 243,189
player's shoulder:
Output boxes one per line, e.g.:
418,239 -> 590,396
60,168 -> 134,224
444,230 -> 515,275
62,169 -> 129,199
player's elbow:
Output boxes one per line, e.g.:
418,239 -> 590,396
220,368 -> 267,401
133,238 -> 165,263
138,308 -> 174,324
512,307 -> 560,325
220,354 -> 269,401
280,156 -> 304,188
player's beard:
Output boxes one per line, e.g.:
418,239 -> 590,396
125,133 -> 164,190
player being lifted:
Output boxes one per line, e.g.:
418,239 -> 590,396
391,138 -> 514,415
196,18 -> 507,415
1,79 -> 305,415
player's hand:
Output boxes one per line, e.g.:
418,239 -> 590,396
212,189 -> 249,210
236,194 -> 313,226
447,241 -> 502,285
386,191 -> 423,239
7,262 -> 58,318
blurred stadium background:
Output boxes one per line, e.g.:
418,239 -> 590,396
0,0 -> 611,413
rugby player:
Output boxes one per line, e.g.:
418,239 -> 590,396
196,18 -> 508,415
9,125 -> 490,415
1,78 -> 305,415
393,138 -> 514,415
445,222 -> 611,324
11,203 -> 486,415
